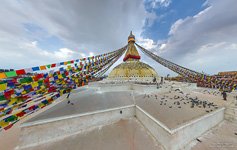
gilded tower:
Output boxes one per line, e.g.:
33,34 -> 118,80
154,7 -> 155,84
108,32 -> 159,83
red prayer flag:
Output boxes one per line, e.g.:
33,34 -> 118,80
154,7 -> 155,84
4,123 -> 14,130
16,111 -> 25,117
51,64 -> 56,68
16,69 -> 26,75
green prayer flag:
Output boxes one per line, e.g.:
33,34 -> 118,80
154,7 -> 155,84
0,95 -> 5,101
46,64 -> 51,68
20,77 -> 33,84
5,115 -> 17,122
62,74 -> 66,78
38,80 -> 43,86
5,71 -> 17,78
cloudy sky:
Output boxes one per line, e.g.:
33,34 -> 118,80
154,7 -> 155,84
0,0 -> 236,76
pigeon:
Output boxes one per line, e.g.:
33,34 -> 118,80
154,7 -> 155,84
196,138 -> 202,142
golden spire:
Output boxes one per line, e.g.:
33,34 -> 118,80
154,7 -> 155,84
123,31 -> 141,61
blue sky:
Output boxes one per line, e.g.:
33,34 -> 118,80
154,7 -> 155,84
142,0 -> 207,41
0,0 -> 237,76
22,0 -> 208,53
24,23 -> 65,51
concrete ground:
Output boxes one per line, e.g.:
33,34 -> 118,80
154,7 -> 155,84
135,89 -> 225,129
26,81 -> 228,129
26,89 -> 134,123
0,81 -> 236,150
191,121 -> 237,150
20,118 -> 164,150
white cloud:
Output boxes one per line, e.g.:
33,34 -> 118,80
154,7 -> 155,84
0,0 -> 151,69
152,0 -> 237,75
89,52 -> 94,57
137,38 -> 157,49
159,43 -> 166,50
80,53 -> 86,58
54,48 -> 76,60
168,19 -> 185,35
149,0 -> 171,9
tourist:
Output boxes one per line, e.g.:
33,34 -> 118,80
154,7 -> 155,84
67,88 -> 74,105
221,91 -> 227,101
160,77 -> 164,84
157,83 -> 159,89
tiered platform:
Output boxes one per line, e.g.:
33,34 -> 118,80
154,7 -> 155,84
16,82 -> 231,150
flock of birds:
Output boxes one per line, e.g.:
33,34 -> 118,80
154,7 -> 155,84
201,89 -> 221,96
143,87 -> 219,113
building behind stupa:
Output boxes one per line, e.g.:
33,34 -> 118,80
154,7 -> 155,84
108,32 -> 159,83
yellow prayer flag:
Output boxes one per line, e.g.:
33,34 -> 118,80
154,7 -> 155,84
0,120 -> 9,128
0,83 -> 7,91
58,74 -> 63,79
21,90 -> 27,94
31,82 -> 38,88
9,98 -> 18,105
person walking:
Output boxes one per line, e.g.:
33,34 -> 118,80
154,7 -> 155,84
221,91 -> 227,101
67,88 -> 74,105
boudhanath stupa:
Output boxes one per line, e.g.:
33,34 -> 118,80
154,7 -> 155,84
0,32 -> 236,150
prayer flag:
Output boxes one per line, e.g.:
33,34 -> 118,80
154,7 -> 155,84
24,68 -> 33,73
32,67 -> 40,71
0,73 -> 6,79
5,71 -> 17,78
0,83 -> 7,91
56,63 -> 60,67
40,66 -> 46,70
51,64 -> 56,68
16,69 -> 26,75
60,62 -> 64,65
4,123 -> 14,130
46,64 -> 51,68
31,82 -> 38,88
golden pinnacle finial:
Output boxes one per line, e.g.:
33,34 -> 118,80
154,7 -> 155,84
124,31 -> 140,61
128,31 -> 135,43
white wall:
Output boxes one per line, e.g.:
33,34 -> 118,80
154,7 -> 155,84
136,106 -> 225,150
18,104 -> 225,150
18,105 -> 135,150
